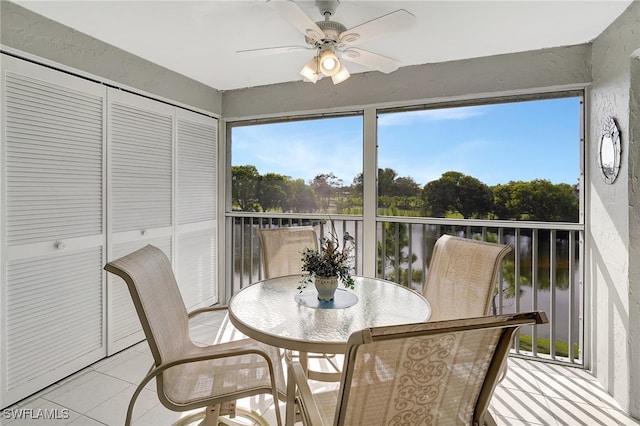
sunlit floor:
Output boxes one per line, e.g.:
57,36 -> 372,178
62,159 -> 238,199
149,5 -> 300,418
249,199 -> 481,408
3,309 -> 639,426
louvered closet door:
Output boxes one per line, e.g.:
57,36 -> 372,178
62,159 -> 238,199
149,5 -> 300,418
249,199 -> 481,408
106,89 -> 174,354
176,110 -> 218,310
1,55 -> 106,408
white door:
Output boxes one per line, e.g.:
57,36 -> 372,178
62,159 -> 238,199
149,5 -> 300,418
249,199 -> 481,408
175,110 -> 218,310
106,89 -> 174,354
1,55 -> 107,408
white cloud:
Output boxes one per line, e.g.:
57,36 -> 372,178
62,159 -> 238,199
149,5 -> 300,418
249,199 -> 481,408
378,105 -> 488,126
233,126 -> 362,184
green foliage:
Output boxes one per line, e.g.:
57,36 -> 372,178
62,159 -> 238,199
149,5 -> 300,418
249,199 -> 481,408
311,173 -> 342,211
492,179 -> 578,222
518,334 -> 580,359
257,173 -> 289,212
290,179 -> 317,212
377,168 -> 422,208
231,166 -> 579,223
377,206 -> 421,287
300,225 -> 355,290
422,171 -> 493,218
231,165 -> 261,211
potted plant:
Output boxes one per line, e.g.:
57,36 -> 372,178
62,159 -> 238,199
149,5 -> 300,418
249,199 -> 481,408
299,224 -> 355,301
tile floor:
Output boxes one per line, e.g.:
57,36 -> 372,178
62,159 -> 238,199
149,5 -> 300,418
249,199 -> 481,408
3,309 -> 639,426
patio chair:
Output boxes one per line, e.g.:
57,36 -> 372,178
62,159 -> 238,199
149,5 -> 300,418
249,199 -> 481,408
258,226 -> 343,379
104,244 -> 285,426
287,311 -> 548,426
214,227 -> 320,344
423,234 -> 512,321
258,226 -> 318,278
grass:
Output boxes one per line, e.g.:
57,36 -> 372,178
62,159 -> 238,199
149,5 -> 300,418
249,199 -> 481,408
518,334 -> 579,359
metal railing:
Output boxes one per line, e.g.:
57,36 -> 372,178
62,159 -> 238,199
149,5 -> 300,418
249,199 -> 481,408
227,213 -> 584,366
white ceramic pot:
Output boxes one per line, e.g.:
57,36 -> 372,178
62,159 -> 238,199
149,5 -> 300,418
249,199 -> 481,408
314,275 -> 338,301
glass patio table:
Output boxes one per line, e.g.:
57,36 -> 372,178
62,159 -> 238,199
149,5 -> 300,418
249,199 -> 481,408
228,274 -> 432,356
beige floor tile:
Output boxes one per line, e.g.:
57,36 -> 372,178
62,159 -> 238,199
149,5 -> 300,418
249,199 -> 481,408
606,408 -> 640,426
130,342 -> 152,356
499,364 -> 545,394
493,413 -> 547,426
39,370 -> 99,401
546,396 -> 623,425
532,371 -> 613,408
189,323 -> 224,346
523,359 -> 598,381
133,403 -> 191,426
84,384 -> 158,426
67,416 -> 107,425
43,371 -> 130,414
95,350 -> 154,386
490,387 -> 558,425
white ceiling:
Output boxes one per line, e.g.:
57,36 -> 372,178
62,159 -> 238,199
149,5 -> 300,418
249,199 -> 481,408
13,0 -> 634,91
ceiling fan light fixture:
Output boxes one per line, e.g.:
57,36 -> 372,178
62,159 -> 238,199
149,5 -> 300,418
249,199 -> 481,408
300,57 -> 320,83
331,63 -> 350,85
319,49 -> 340,76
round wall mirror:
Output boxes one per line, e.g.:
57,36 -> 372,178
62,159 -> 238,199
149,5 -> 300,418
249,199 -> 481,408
599,116 -> 621,184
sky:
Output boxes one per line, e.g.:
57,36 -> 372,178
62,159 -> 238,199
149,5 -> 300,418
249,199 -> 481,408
231,96 -> 581,188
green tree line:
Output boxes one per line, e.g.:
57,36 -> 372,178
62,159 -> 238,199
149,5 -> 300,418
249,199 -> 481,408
232,166 -> 579,222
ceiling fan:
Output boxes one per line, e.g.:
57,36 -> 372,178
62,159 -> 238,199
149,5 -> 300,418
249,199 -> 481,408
237,0 -> 416,84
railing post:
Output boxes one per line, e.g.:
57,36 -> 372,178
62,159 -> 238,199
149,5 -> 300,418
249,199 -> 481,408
226,213 -> 583,366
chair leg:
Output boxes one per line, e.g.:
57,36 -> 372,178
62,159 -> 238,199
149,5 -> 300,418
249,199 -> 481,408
286,363 -> 297,426
174,404 -> 270,426
219,407 -> 270,426
202,404 -> 221,426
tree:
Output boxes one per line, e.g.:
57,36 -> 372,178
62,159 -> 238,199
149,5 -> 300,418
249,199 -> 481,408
231,165 -> 260,211
311,173 -> 342,211
352,170 -> 420,208
491,180 -> 578,222
256,173 -> 289,212
422,171 -> 493,218
351,173 -> 363,198
491,183 -> 517,219
377,206 -> 421,287
289,179 -> 318,212
393,176 -> 421,198
455,175 -> 494,218
377,168 -> 398,196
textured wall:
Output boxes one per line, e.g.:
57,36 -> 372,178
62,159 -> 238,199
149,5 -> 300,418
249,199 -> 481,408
0,1 -> 222,115
222,44 -> 591,120
589,0 -> 640,416
628,49 -> 640,418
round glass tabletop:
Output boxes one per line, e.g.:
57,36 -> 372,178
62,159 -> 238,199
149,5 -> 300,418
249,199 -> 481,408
228,275 -> 431,354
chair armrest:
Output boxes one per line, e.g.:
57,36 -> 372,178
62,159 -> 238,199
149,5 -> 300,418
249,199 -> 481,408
127,345 -> 280,426
187,304 -> 229,319
137,345 -> 280,400
288,360 -> 326,426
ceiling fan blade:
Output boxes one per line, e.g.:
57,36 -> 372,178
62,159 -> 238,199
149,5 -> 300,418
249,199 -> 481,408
237,45 -> 313,56
340,48 -> 401,74
269,0 -> 324,43
337,9 -> 416,46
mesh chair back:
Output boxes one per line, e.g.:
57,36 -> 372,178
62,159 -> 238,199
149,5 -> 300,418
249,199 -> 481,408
104,245 -> 190,366
335,312 -> 546,425
105,245 -> 286,425
258,226 -> 318,278
423,235 -> 511,321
